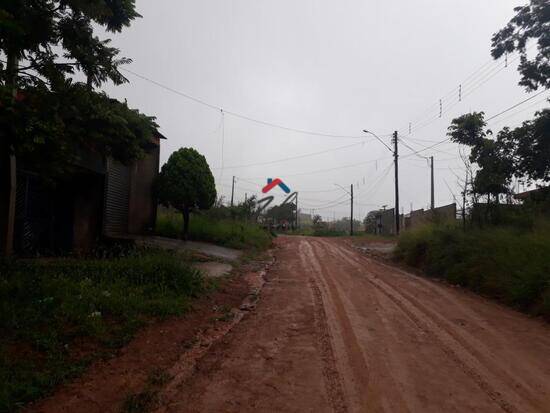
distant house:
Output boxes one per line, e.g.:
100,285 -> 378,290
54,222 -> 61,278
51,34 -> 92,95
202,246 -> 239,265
404,203 -> 457,230
364,203 -> 457,235
513,186 -> 550,203
364,208 -> 399,236
0,133 -> 165,255
298,212 -> 313,228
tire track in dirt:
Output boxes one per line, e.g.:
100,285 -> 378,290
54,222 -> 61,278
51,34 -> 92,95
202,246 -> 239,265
322,240 -> 524,413
299,240 -> 374,411
335,242 -> 549,410
308,239 -> 414,413
307,276 -> 348,413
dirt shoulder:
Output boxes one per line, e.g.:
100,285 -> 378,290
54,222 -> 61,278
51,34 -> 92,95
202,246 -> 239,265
25,253 -> 272,413
154,236 -> 550,413
27,236 -> 550,413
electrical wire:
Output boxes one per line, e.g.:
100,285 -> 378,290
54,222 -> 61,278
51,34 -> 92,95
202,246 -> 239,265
122,67 -> 366,140
212,141 -> 366,170
485,89 -> 549,122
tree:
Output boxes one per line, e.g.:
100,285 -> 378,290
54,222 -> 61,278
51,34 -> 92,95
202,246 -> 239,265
312,214 -> 323,226
509,109 -> 550,183
0,1 -> 155,178
1,0 -> 140,90
448,112 -> 515,202
157,148 -> 217,239
0,82 -> 157,178
265,203 -> 296,225
491,0 -> 550,91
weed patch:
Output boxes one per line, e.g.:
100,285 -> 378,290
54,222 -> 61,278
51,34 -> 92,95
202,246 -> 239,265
156,210 -> 272,250
395,222 -> 550,319
0,250 -> 206,412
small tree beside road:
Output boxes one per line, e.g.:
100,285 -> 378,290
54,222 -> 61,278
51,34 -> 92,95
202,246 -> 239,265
157,148 -> 216,239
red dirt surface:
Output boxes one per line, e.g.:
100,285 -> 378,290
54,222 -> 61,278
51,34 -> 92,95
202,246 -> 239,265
28,237 -> 550,412
156,236 -> 550,413
25,266 -> 255,413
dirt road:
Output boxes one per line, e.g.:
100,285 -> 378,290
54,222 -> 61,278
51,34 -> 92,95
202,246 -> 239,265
158,236 -> 550,413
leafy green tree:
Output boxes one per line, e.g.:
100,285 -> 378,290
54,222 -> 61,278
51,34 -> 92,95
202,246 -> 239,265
491,0 -> 550,91
157,148 -> 217,239
505,109 -> 550,183
448,112 -> 515,202
1,0 -> 140,90
265,204 -> 296,225
0,1 -> 155,178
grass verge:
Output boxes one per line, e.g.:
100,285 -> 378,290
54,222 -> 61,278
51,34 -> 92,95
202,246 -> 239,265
156,210 -> 272,250
0,249 -> 207,412
394,222 -> 550,319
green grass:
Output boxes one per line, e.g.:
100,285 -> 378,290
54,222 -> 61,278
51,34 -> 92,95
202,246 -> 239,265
395,222 -> 550,319
156,210 -> 272,250
0,250 -> 207,412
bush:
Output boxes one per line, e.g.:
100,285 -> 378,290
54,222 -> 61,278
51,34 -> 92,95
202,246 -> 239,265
0,250 -> 205,412
156,209 -> 272,250
395,222 -> 550,319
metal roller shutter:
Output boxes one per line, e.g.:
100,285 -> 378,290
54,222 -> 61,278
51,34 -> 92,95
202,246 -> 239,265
104,160 -> 130,236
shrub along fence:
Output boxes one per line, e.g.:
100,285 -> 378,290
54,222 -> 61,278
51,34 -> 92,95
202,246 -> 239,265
395,221 -> 550,319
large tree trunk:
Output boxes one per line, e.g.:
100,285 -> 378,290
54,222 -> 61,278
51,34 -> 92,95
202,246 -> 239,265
1,51 -> 18,255
182,206 -> 190,240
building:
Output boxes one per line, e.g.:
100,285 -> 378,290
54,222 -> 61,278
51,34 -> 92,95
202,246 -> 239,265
364,208 -> 400,236
405,203 -> 457,230
1,133 -> 165,255
365,203 -> 457,235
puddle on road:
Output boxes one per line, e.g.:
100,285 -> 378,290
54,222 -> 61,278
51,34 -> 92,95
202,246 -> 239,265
192,262 -> 233,278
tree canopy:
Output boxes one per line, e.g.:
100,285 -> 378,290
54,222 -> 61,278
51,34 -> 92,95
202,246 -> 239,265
448,110 -> 550,201
491,0 -> 550,91
1,0 -> 140,89
157,148 -> 217,238
0,1 -> 156,178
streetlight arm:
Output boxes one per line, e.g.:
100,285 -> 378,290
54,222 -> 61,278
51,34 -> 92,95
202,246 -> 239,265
334,183 -> 351,196
362,130 -> 393,153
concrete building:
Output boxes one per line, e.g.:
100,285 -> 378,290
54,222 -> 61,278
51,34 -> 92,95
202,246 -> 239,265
364,208 -> 401,236
404,203 -> 457,231
1,133 -> 164,255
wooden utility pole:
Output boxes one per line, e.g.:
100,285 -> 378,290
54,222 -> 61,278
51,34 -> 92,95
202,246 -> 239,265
350,184 -> 354,236
430,156 -> 435,210
230,176 -> 235,207
393,131 -> 400,235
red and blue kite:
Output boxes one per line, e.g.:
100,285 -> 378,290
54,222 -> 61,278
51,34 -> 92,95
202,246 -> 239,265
262,178 -> 291,194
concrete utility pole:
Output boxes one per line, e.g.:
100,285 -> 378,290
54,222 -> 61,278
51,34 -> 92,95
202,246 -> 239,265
295,192 -> 299,229
462,174 -> 467,231
430,156 -> 435,210
393,131 -> 400,235
230,176 -> 235,207
350,184 -> 354,236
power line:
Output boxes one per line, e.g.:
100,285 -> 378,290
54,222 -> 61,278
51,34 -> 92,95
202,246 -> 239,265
398,89 -> 550,161
485,89 -> 549,122
240,155 -> 391,179
212,141 -> 366,170
487,94 -> 550,128
403,47 -> 534,136
122,67 -> 366,140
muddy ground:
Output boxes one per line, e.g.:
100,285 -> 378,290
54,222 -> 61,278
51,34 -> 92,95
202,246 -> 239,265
29,236 -> 550,413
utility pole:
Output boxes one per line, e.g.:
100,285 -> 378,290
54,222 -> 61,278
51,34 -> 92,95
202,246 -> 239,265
230,176 -> 235,207
295,192 -> 299,229
462,174 -> 467,231
430,156 -> 435,210
393,131 -> 400,235
350,184 -> 354,236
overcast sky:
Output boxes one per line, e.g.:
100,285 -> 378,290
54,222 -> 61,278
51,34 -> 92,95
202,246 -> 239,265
103,0 -> 548,221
